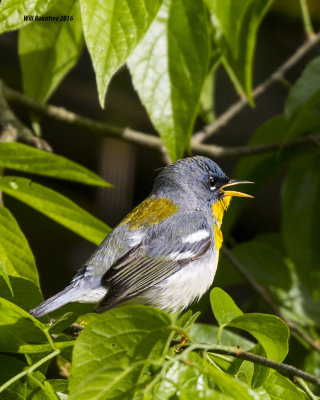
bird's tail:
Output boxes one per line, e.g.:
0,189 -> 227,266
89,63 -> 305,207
30,284 -> 85,318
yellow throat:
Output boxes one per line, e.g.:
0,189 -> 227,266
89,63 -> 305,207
212,196 -> 231,252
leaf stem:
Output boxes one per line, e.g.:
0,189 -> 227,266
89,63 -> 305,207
296,377 -> 319,400
0,348 -> 60,394
299,0 -> 315,39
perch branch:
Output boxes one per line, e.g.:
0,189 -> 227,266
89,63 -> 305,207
178,343 -> 320,387
192,31 -> 320,143
3,85 -> 320,159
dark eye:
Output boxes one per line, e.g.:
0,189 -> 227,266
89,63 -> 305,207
208,177 -> 216,191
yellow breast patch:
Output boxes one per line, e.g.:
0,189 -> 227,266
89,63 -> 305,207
121,196 -> 179,230
212,196 -> 231,252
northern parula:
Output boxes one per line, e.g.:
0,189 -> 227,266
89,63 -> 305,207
30,156 -> 252,317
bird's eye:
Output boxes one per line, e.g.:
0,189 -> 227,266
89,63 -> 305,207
209,177 -> 216,191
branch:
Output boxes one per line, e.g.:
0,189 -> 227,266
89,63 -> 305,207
3,84 -> 320,160
192,133 -> 320,158
222,247 -> 320,354
181,343 -> 320,387
192,32 -> 320,144
0,81 -> 52,151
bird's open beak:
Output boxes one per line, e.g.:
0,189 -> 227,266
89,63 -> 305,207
220,180 -> 254,198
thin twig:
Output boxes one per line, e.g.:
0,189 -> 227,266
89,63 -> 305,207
186,343 -> 320,387
192,32 -> 320,143
221,246 -> 320,354
3,84 -> 320,160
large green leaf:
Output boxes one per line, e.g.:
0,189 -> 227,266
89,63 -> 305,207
69,305 -> 173,400
204,359 -> 257,400
0,206 -> 38,286
19,0 -> 84,103
0,143 -> 110,187
282,153 -> 320,291
190,323 -> 253,351
0,0 -> 57,34
262,372 -> 305,400
285,57 -> 320,120
0,276 -> 43,312
152,353 -> 233,400
0,297 -> 47,353
128,0 -> 210,161
0,259 -> 13,295
206,0 -> 272,103
223,115 -> 294,235
210,287 -> 243,326
0,177 -> 110,245
227,241 -> 291,290
228,314 -> 289,362
80,0 -> 163,107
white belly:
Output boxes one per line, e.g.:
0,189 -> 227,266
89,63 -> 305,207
140,249 -> 219,313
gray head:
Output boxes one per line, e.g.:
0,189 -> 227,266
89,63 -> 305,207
151,156 -> 231,208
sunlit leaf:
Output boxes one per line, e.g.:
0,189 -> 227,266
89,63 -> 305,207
0,143 -> 110,187
69,305 -> 173,400
128,0 -> 210,160
19,0 -> 84,103
0,177 -> 110,245
206,0 -> 272,103
81,0 -> 163,107
0,0 -> 57,34
228,314 -> 289,362
210,287 -> 243,326
0,259 -> 13,296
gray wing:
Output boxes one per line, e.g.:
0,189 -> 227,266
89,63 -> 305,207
97,211 -> 212,311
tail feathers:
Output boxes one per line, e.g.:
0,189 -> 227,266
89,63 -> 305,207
30,284 -> 85,318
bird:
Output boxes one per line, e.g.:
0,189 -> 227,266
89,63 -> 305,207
30,156 -> 253,318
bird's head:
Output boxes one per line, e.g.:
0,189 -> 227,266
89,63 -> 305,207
152,156 -> 253,219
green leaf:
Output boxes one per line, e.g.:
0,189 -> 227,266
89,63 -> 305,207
228,314 -> 289,362
0,276 -> 43,312
206,0 -> 272,103
49,312 -> 78,334
1,371 -> 59,400
190,323 -> 254,350
69,305 -> 174,400
285,57 -> 320,120
230,343 -> 270,389
0,297 -> 48,353
128,0 -> 210,161
0,354 -> 27,385
262,372 -> 305,400
0,259 -> 13,296
0,206 -> 39,286
223,115 -> 294,235
228,241 -> 291,290
210,287 -> 243,326
19,0 -> 84,103
0,177 -> 110,245
152,353 -> 233,400
81,0 -> 163,107
0,143 -> 110,187
282,153 -> 320,291
0,0 -> 57,34
205,359 -> 258,400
